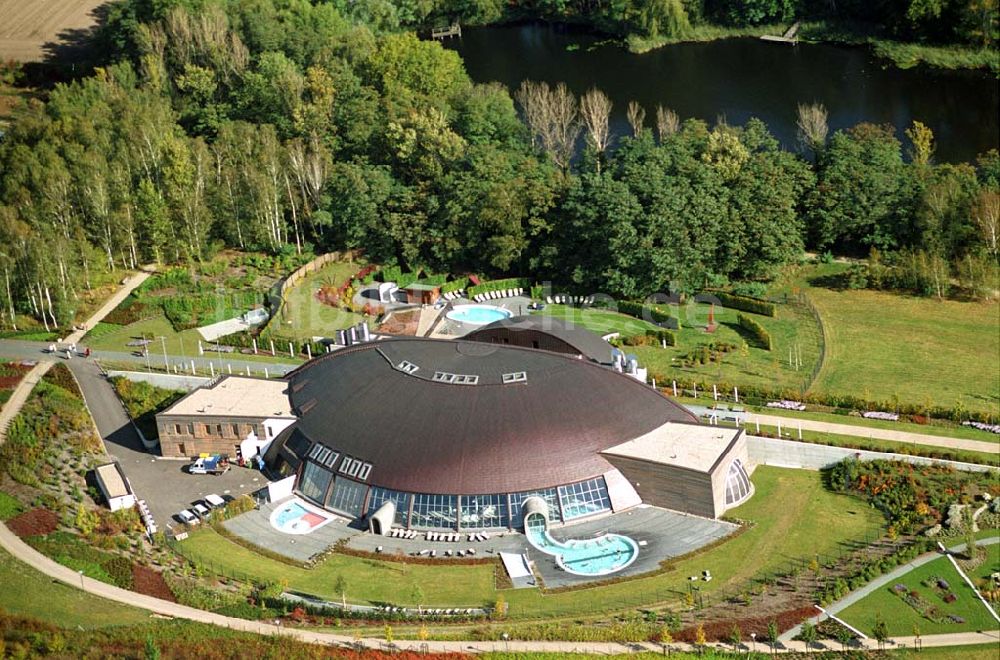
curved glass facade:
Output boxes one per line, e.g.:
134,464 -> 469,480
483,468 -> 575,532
724,458 -> 752,507
294,452 -> 612,530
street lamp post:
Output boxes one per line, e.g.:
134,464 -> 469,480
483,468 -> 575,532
78,569 -> 84,590
501,632 -> 509,653
751,632 -> 756,654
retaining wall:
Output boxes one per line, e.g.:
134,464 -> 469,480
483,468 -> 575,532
747,435 -> 995,473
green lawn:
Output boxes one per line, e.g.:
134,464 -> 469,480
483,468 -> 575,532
178,528 -> 497,608
86,315 -> 301,367
838,552 -> 1000,636
631,299 -> 821,394
741,403 -> 1000,445
531,305 -> 661,337
0,547 -> 150,628
534,300 -> 822,395
176,468 -> 880,620
779,263 -> 1000,415
272,257 -> 369,340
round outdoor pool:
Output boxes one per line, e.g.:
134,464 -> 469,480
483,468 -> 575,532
446,304 -> 512,326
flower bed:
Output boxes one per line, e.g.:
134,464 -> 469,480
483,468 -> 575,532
963,421 -> 1000,434
132,564 -> 176,602
766,400 -> 806,411
673,605 -> 817,642
863,411 -> 900,421
6,508 -> 58,537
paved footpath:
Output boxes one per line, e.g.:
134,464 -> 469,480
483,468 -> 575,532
1,516 -> 998,654
0,268 -> 153,442
782,537 -> 1000,642
748,412 -> 999,455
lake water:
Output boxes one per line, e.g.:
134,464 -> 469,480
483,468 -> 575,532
446,23 -> 999,163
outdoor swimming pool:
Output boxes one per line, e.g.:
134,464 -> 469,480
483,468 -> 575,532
269,499 -> 334,535
525,515 -> 638,576
446,304 -> 513,326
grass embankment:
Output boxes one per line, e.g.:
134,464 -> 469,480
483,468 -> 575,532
272,257 -> 369,340
176,468 -> 881,618
838,552 -> 1000,636
179,529 -> 497,607
0,547 -> 149,628
531,304 -> 660,337
797,267 -> 1000,415
626,19 -> 998,73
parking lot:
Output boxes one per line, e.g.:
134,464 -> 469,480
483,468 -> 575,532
71,360 -> 268,530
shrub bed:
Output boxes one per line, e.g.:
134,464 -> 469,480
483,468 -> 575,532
132,564 -> 177,602
6,508 -> 58,537
673,605 -> 817,642
736,313 -> 772,350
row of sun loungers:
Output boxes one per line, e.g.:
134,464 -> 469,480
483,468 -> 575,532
441,290 -> 465,300
472,288 -> 523,302
415,548 -> 478,557
388,528 -> 419,539
389,529 -> 494,542
546,295 -> 594,305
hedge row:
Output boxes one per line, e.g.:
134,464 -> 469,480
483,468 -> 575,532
652,375 -> 999,424
713,291 -> 777,317
440,277 -> 469,294
467,277 -> 531,298
737,313 -> 772,350
616,300 -> 674,324
621,329 -> 677,347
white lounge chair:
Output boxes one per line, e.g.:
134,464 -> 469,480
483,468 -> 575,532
468,548 -> 475,555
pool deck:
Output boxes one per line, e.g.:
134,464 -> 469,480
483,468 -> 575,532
224,501 -> 737,586
428,295 -> 532,339
527,506 -> 737,588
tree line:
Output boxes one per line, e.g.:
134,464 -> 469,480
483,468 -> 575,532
0,0 -> 996,329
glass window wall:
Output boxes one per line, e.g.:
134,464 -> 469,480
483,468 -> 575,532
459,494 -> 509,529
725,459 -> 752,506
327,477 -> 368,517
510,488 -> 561,528
558,477 -> 611,520
367,487 -> 412,526
410,493 -> 457,529
299,461 -> 333,505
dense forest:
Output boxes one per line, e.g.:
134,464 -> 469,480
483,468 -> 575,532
0,0 -> 997,328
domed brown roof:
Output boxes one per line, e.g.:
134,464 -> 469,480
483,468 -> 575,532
281,338 -> 697,494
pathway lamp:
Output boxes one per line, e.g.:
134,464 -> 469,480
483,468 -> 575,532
751,632 -> 756,653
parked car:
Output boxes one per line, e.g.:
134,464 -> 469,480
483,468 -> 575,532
188,454 -> 230,475
192,502 -> 212,520
177,509 -> 199,525
204,493 -> 226,509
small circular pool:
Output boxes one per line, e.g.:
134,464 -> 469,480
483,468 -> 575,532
446,304 -> 512,326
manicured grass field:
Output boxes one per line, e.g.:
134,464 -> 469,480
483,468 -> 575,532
531,304 -> 661,337
273,257 -> 369,340
778,263 -> 1000,415
179,528 -> 497,607
0,547 -> 150,628
535,300 -> 821,395
838,552 -> 1000,636
178,468 -> 881,619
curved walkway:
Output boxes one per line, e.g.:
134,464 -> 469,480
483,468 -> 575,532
0,268 -> 153,443
1,518 -> 997,654
781,537 -> 1000,642
748,412 -> 999,455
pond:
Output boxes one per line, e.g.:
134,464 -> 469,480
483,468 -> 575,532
445,23 -> 999,163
